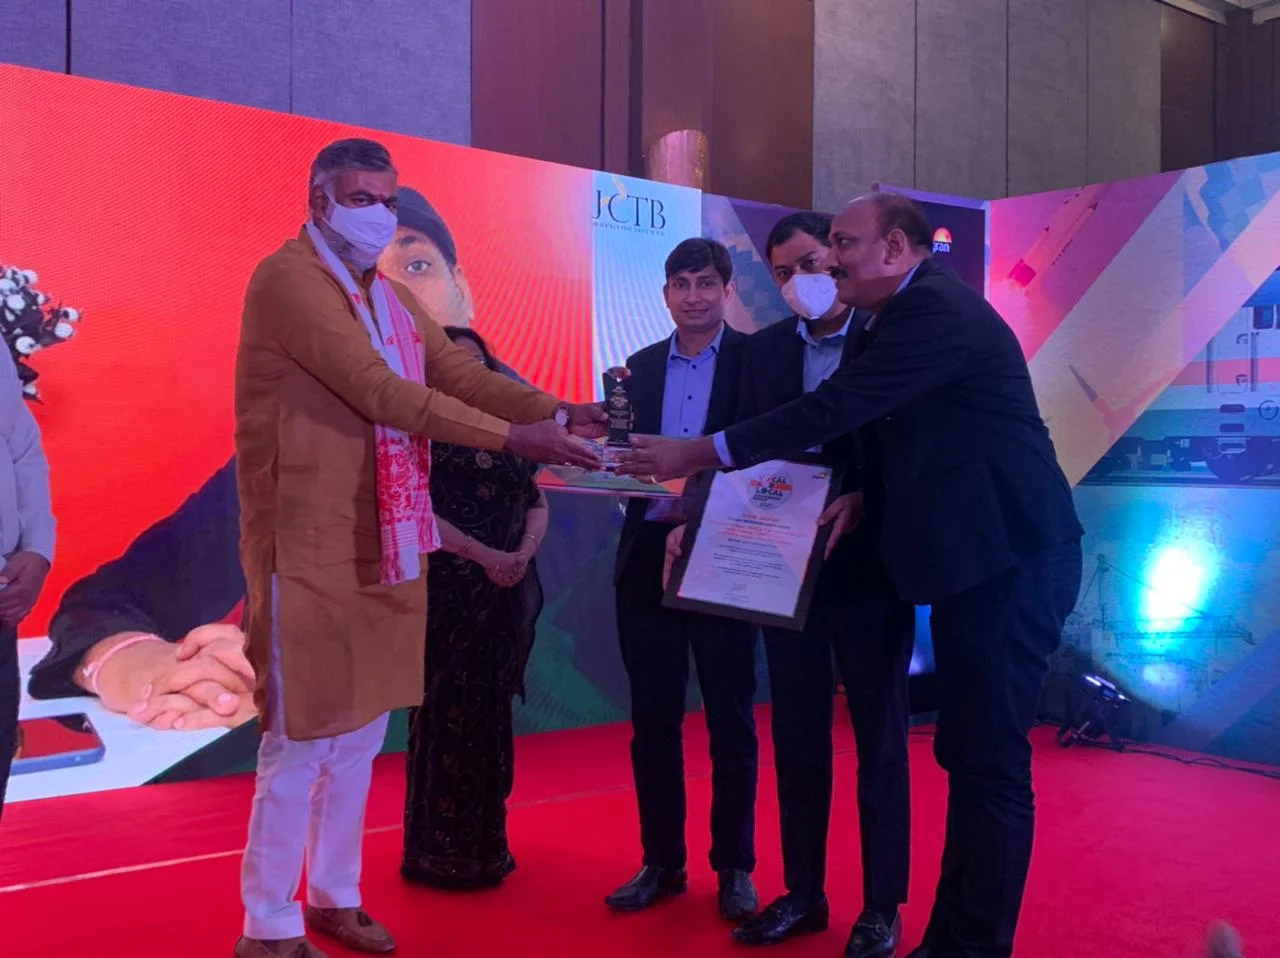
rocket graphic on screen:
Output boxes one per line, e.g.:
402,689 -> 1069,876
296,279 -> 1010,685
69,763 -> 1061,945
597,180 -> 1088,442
1068,363 -> 1168,440
1006,184 -> 1110,292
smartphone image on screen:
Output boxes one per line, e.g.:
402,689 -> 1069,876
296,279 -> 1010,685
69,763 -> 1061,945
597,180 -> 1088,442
12,713 -> 106,775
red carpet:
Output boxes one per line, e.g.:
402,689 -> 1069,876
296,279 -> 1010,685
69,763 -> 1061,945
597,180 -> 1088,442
1,710 -> 1278,957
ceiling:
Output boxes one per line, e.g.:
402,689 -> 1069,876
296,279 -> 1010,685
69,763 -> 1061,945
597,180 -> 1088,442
1227,0 -> 1280,23
1164,0 -> 1280,24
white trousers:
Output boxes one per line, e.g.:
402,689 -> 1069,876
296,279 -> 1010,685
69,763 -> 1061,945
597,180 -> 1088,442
240,581 -> 390,941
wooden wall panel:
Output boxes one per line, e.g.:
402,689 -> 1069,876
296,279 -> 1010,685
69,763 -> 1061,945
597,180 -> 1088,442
602,0 -> 634,174
1253,19 -> 1279,157
1160,3 -> 1216,172
471,0 -> 814,204
471,0 -> 605,169
636,0 -> 715,169
1273,21 -> 1280,152
707,0 -> 814,208
1215,10 -> 1249,162
1214,11 -> 1278,163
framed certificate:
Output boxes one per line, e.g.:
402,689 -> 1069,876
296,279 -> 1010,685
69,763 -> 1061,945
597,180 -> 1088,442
662,458 -> 844,630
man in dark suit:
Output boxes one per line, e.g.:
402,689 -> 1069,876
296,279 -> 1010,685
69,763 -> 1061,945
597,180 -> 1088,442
728,213 -> 914,957
624,194 -> 1084,958
607,238 -> 760,921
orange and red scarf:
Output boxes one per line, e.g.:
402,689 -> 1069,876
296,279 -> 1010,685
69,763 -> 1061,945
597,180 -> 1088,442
306,222 -> 440,585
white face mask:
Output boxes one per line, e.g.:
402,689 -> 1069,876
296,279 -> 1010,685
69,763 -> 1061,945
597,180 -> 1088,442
323,190 -> 397,269
780,272 -> 838,320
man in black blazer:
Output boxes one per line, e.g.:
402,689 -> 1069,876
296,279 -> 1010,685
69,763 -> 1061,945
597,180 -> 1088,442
623,195 -> 1084,958
606,238 -> 760,921
729,213 -> 915,958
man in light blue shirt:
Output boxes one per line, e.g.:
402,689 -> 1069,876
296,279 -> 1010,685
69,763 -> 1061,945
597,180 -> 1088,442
0,338 -> 56,819
797,314 -> 850,392
607,238 -> 760,922
644,323 -> 725,522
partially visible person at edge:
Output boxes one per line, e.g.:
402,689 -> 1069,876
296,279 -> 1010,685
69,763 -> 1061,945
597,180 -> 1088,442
629,192 -> 1084,958
25,183 -> 523,729
606,238 -> 760,924
228,137 -> 604,958
0,341 -> 55,821
720,211 -> 915,958
401,326 -> 550,891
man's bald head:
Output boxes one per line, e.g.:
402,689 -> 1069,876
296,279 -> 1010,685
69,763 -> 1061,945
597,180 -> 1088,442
852,192 -> 933,251
824,192 -> 933,311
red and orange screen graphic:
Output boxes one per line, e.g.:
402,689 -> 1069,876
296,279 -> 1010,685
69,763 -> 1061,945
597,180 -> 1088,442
0,65 -> 594,634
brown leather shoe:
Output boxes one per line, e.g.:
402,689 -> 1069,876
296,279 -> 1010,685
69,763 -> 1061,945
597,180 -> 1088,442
233,937 -> 330,958
304,906 -> 396,954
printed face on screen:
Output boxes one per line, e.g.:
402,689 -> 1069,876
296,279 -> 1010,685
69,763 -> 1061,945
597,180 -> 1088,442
663,266 -> 731,336
380,228 -> 474,327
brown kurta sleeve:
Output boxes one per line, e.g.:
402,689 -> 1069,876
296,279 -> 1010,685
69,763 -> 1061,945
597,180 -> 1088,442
395,284 -> 560,426
245,257 -> 553,450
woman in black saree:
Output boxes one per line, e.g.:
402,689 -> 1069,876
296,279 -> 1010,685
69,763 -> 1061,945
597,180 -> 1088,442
401,327 -> 550,890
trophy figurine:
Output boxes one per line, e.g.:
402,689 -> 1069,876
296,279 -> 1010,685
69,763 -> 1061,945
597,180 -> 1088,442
602,366 -> 633,470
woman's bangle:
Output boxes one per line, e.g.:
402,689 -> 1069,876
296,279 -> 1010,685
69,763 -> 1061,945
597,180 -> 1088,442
521,534 -> 540,552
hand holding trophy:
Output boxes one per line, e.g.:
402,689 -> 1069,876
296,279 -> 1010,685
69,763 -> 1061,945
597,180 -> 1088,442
535,363 -> 676,499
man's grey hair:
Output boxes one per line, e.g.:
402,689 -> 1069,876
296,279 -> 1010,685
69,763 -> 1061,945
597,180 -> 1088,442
309,138 -> 395,190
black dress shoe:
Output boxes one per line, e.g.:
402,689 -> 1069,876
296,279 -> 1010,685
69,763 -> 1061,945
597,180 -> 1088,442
717,870 -> 759,921
845,909 -> 902,958
732,894 -> 830,945
605,866 -> 688,912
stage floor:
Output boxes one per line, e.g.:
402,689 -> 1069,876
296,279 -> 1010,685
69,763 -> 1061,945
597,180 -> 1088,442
1,710 -> 1277,957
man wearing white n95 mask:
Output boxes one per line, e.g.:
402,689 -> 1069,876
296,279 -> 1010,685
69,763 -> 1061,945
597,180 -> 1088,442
721,213 -> 915,956
233,138 -> 604,958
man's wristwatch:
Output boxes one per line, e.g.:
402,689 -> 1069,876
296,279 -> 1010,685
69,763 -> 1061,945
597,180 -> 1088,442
553,404 -> 570,428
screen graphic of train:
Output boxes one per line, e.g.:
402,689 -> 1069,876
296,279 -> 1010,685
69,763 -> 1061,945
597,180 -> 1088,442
1084,269 -> 1280,485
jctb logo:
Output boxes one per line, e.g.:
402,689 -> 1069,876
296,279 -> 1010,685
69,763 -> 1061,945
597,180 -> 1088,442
749,471 -> 793,510
932,227 -> 953,254
593,176 -> 667,234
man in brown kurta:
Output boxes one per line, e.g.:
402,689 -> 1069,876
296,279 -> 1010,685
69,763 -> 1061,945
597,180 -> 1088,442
234,138 -> 603,958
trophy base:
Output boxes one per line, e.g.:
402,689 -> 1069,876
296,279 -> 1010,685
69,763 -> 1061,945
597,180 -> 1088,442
601,443 -> 628,472
539,439 -> 682,499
